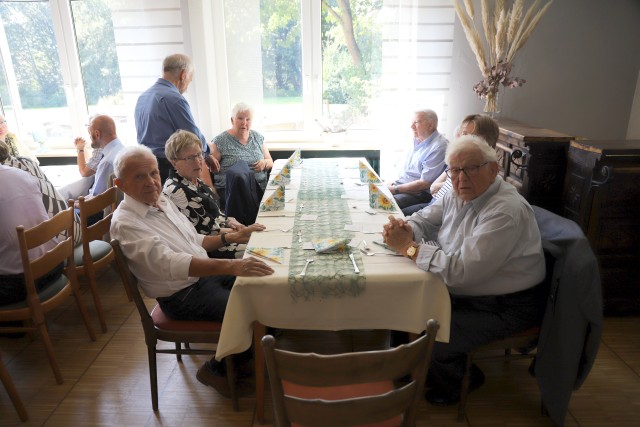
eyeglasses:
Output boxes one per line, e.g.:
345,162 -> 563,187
445,162 -> 490,179
0,120 -> 7,125
176,152 -> 204,162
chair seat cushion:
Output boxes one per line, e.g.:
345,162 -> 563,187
0,274 -> 69,310
282,380 -> 400,427
150,304 -> 223,332
74,240 -> 112,266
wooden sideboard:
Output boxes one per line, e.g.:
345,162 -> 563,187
495,118 -> 573,215
562,140 -> 640,315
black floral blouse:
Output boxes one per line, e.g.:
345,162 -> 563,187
162,169 -> 244,259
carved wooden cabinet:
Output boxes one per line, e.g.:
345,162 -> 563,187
495,118 -> 573,215
562,140 -> 640,315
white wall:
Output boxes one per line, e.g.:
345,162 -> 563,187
447,0 -> 640,141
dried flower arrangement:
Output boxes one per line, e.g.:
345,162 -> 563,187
454,0 -> 554,114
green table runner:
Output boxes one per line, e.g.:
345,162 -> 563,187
288,159 -> 366,301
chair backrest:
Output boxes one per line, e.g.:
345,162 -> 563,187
77,186 -> 118,244
110,239 -> 156,337
262,319 -> 439,427
17,207 -> 75,300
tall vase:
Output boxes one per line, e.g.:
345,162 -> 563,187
484,91 -> 500,118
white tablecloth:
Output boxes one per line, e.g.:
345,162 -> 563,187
215,157 -> 451,360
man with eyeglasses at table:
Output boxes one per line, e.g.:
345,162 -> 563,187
382,134 -> 546,406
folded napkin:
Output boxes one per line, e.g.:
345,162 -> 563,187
369,183 -> 395,211
247,247 -> 285,264
260,185 -> 286,211
359,160 -> 381,183
312,237 -> 350,254
269,163 -> 291,185
292,148 -> 303,166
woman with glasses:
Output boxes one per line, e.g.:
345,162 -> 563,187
163,130 -> 264,259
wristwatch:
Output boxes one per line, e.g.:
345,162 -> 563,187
220,232 -> 229,246
405,243 -> 419,259
392,183 -> 398,194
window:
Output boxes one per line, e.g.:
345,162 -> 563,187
0,0 -> 73,152
0,0 -> 454,160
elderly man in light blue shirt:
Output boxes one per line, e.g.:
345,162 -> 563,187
386,109 -> 448,209
135,53 -> 214,188
383,134 -> 547,406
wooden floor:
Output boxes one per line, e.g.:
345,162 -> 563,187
1,266 -> 639,426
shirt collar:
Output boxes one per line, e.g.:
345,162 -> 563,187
463,177 -> 501,212
123,193 -> 168,217
414,130 -> 439,147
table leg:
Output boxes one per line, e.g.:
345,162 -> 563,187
253,322 -> 267,424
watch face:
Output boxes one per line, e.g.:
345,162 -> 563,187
406,245 -> 416,257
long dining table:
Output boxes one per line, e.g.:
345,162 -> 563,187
215,157 -> 451,422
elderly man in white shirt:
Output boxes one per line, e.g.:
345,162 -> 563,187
383,134 -> 547,406
110,145 -> 272,398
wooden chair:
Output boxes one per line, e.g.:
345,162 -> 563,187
0,352 -> 28,422
0,208 -> 97,385
110,239 -> 238,411
261,319 -> 440,427
71,186 -> 129,333
456,245 -> 558,421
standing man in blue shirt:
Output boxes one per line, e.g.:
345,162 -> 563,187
134,53 -> 215,188
386,109 -> 448,209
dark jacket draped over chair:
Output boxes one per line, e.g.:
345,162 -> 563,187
532,206 -> 603,427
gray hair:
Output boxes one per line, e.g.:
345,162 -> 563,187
231,102 -> 253,119
113,144 -> 156,179
445,134 -> 498,165
163,53 -> 194,77
165,130 -> 202,161
416,109 -> 438,128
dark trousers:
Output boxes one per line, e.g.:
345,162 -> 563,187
427,283 -> 548,393
156,275 -> 247,374
393,190 -> 432,209
0,263 -> 64,306
222,161 -> 264,226
157,275 -> 235,322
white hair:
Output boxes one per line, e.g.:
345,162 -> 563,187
113,145 -> 156,178
231,102 -> 253,118
445,134 -> 498,165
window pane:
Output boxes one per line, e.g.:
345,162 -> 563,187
225,0 -> 303,131
321,0 -> 383,131
0,0 -> 72,152
70,0 -> 124,120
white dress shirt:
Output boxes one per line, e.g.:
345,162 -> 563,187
408,178 -> 545,296
110,193 -> 208,298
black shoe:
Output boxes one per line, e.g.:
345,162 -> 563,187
425,364 -> 485,406
425,387 -> 460,406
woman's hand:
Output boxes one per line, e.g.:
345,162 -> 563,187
250,159 -> 267,172
205,154 -> 220,173
225,217 -> 246,231
230,223 -> 266,244
250,158 -> 272,172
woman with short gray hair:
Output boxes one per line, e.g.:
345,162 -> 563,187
163,130 -> 262,259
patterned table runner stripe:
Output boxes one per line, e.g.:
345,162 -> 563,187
288,159 -> 366,301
